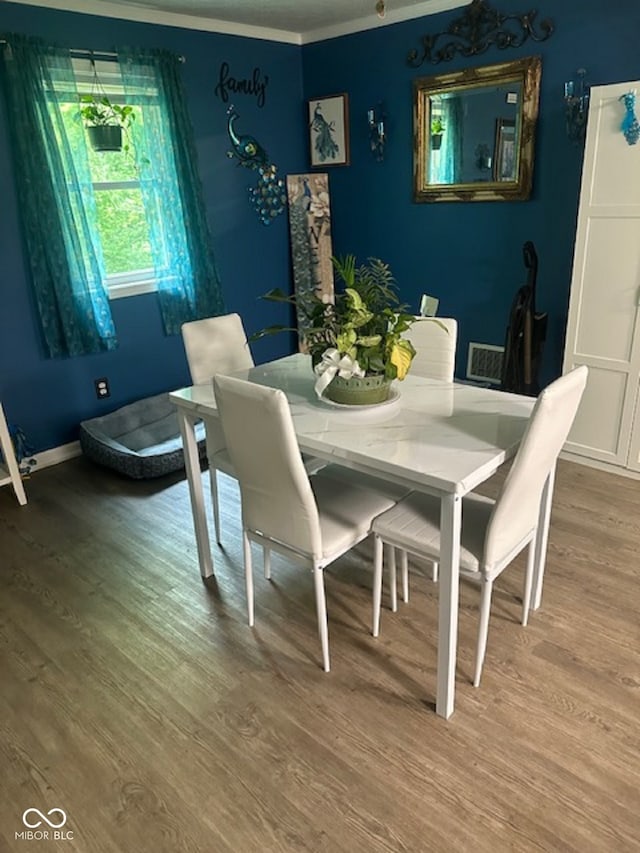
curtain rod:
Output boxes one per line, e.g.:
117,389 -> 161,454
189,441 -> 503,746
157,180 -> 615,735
0,40 -> 185,62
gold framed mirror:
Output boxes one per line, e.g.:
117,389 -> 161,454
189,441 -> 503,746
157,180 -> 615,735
413,56 -> 542,203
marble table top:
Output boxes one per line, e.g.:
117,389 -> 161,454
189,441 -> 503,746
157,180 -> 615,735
170,353 -> 534,497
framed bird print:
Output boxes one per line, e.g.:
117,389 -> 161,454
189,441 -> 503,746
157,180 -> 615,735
308,93 -> 350,167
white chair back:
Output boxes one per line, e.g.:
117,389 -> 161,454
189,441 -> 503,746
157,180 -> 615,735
214,374 -> 323,559
407,317 -> 458,381
484,366 -> 588,569
181,313 -> 254,385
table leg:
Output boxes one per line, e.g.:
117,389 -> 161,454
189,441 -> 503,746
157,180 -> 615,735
436,492 -> 462,720
177,411 -> 213,579
531,464 -> 556,611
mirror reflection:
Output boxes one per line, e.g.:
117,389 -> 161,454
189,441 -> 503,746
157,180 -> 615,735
414,57 -> 541,203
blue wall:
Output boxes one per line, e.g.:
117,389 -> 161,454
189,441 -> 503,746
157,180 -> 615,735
2,0 -> 640,452
302,0 -> 640,387
0,2 -> 303,451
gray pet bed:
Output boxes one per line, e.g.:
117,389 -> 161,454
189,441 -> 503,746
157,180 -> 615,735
79,392 -> 207,479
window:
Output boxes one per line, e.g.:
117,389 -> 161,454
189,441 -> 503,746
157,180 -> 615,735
61,59 -> 159,298
2,37 -> 224,355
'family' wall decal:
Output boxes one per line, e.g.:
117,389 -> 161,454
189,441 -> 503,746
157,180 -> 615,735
215,63 -> 269,108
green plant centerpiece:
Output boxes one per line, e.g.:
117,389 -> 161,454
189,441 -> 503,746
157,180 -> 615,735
79,94 -> 136,153
254,255 -> 417,405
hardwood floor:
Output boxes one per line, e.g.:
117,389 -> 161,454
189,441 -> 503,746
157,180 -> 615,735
0,456 -> 638,852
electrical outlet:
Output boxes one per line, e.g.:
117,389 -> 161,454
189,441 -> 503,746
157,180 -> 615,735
94,377 -> 110,399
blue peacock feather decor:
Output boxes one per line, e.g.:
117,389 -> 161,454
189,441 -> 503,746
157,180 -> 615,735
619,91 -> 640,146
225,105 -> 287,225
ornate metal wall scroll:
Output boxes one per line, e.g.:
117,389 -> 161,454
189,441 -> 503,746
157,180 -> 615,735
407,0 -> 553,68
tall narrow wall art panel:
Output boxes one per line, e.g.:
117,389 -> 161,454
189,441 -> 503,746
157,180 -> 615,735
286,173 -> 334,349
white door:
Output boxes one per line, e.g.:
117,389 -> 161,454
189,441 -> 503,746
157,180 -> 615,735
625,382 -> 640,471
563,81 -> 640,468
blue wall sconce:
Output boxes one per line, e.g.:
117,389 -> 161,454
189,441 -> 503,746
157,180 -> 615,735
368,104 -> 386,161
564,68 -> 590,143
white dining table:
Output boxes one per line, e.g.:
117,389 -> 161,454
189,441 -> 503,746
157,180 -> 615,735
170,353 -> 547,719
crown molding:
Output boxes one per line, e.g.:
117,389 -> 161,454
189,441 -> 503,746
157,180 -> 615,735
6,0 -> 467,45
5,0 -> 302,45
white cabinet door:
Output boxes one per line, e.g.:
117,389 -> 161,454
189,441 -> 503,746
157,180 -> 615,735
563,81 -> 640,467
625,384 -> 640,471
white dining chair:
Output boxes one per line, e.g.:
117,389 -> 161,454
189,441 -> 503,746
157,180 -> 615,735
370,365 -> 588,687
395,317 -> 458,597
181,314 -> 255,545
407,317 -> 458,382
213,373 -> 407,672
182,314 -> 325,545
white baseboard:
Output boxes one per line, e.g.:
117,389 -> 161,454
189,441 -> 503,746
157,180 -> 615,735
33,441 -> 82,471
560,450 -> 640,481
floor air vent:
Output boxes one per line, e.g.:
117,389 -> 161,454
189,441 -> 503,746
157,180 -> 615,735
466,343 -> 505,385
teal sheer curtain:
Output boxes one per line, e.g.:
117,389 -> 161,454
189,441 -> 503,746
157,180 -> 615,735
1,34 -> 117,358
119,47 -> 224,335
431,97 -> 464,185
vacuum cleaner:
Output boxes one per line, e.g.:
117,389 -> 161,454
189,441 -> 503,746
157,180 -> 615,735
501,241 -> 548,396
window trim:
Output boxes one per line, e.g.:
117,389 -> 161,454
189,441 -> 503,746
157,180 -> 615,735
105,268 -> 157,300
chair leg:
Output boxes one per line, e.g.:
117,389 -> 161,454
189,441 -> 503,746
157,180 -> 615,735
313,566 -> 330,672
473,577 -> 493,687
243,531 -> 254,627
372,535 -> 383,638
209,466 -> 222,545
263,547 -> 272,580
388,545 -> 398,613
522,539 -> 536,627
401,550 -> 409,603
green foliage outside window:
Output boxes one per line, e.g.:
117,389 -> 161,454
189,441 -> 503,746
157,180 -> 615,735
93,188 -> 152,274
85,148 -> 152,274
60,102 -> 153,278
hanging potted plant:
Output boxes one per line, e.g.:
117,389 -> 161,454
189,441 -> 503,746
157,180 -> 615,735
79,94 -> 136,153
431,117 -> 445,150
